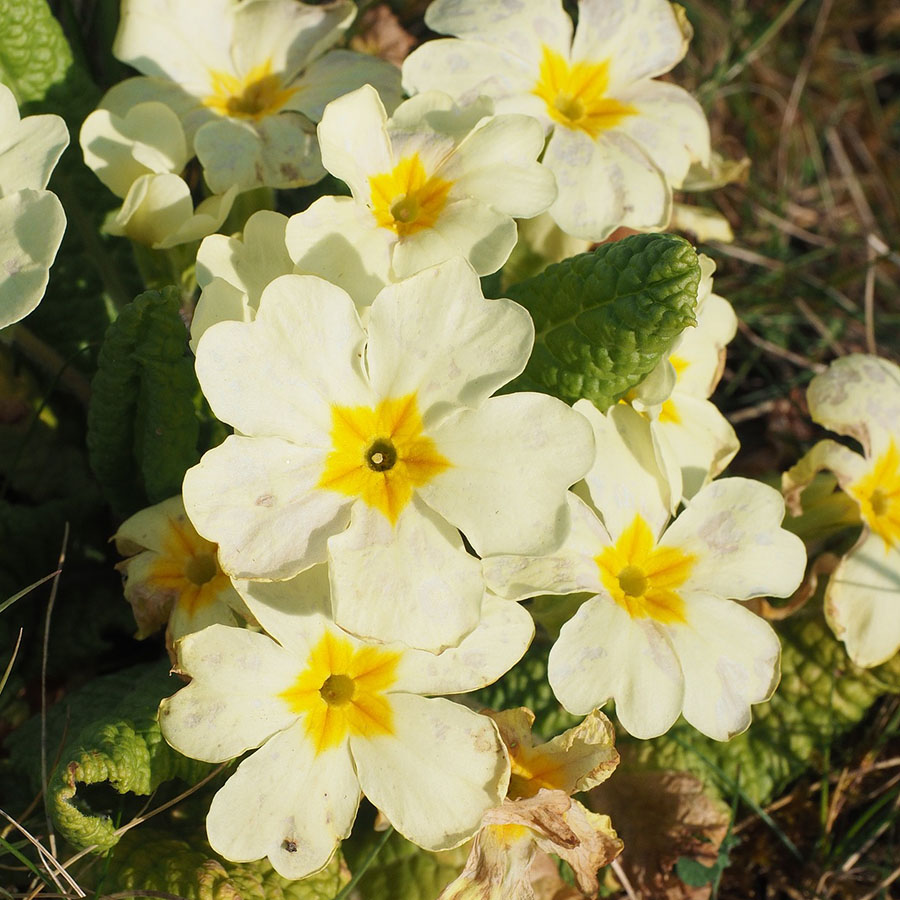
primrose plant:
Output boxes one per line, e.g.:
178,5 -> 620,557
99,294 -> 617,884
7,0 -> 855,893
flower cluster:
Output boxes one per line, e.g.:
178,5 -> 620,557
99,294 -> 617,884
65,0 -> 824,890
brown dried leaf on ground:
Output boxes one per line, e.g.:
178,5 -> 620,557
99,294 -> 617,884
589,770 -> 730,900
350,4 -> 416,67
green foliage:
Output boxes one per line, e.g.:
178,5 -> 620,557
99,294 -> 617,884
503,233 -> 700,409
624,609 -> 900,807
0,0 -> 72,105
103,827 -> 348,900
7,661 -> 212,851
343,828 -> 466,900
471,638 -> 579,740
87,287 -> 200,515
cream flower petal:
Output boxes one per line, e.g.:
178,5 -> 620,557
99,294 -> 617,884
402,39 -> 540,115
392,593 -> 534,695
182,434 -> 351,579
114,0 -> 235,88
327,499 -> 484,652
155,187 -> 237,249
207,722 -> 360,879
79,102 -> 187,198
365,259 -> 533,421
544,127 -> 669,240
167,584 -> 245,644
389,91 -> 493,139
232,568 -> 333,654
190,278 -> 251,351
674,292 -> 737,397
826,531 -> 900,668
570,0 -> 690,88
196,210 -> 292,301
663,478 -> 806,601
195,113 -> 324,193
436,114 -> 556,218
230,0 -> 355,80
352,694 -> 508,851
610,80 -> 710,187
423,0 -> 573,68
114,494 -> 190,554
422,394 -> 594,556
0,103 -> 68,193
806,354 -> 900,454
160,625 -> 301,762
194,274 -> 372,441
482,492 -> 609,602
782,438 -> 868,510
576,400 -> 675,537
317,84 -> 393,202
287,49 -> 403,122
391,197 -> 517,279
0,191 -> 66,329
668,593 -> 781,741
284,196 -> 393,308
549,596 -> 684,737
656,395 -> 739,499
100,76 -> 212,143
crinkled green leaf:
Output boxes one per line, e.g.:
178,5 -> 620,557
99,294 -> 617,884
102,827 -> 348,900
0,0 -> 71,105
344,828 -> 466,900
623,609 -> 900,806
471,639 -> 579,741
87,287 -> 200,515
7,661 -> 212,851
503,233 -> 700,409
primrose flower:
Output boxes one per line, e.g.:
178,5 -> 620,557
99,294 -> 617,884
160,568 -> 534,881
80,101 -> 236,248
484,400 -> 806,740
0,82 -> 68,330
284,86 -> 557,307
184,258 -> 594,651
440,708 -> 622,900
114,496 -> 250,647
402,0 -> 710,241
626,255 -> 739,499
107,0 -> 402,192
783,354 -> 900,668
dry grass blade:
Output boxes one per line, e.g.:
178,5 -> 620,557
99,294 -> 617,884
0,809 -> 85,898
0,629 -> 23,698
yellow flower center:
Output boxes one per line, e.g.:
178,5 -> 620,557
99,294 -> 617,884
203,59 -> 298,120
279,631 -> 400,754
595,515 -> 695,624
532,45 -> 637,138
368,155 -> 453,237
317,392 -> 451,524
849,439 -> 900,548
147,518 -> 229,617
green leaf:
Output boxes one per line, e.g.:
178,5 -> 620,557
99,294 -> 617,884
675,855 -> 718,887
40,662 -> 213,851
102,827 -> 348,900
503,233 -> 700,409
0,0 -> 72,105
343,829 -> 466,900
87,287 -> 200,515
623,608 -> 900,807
